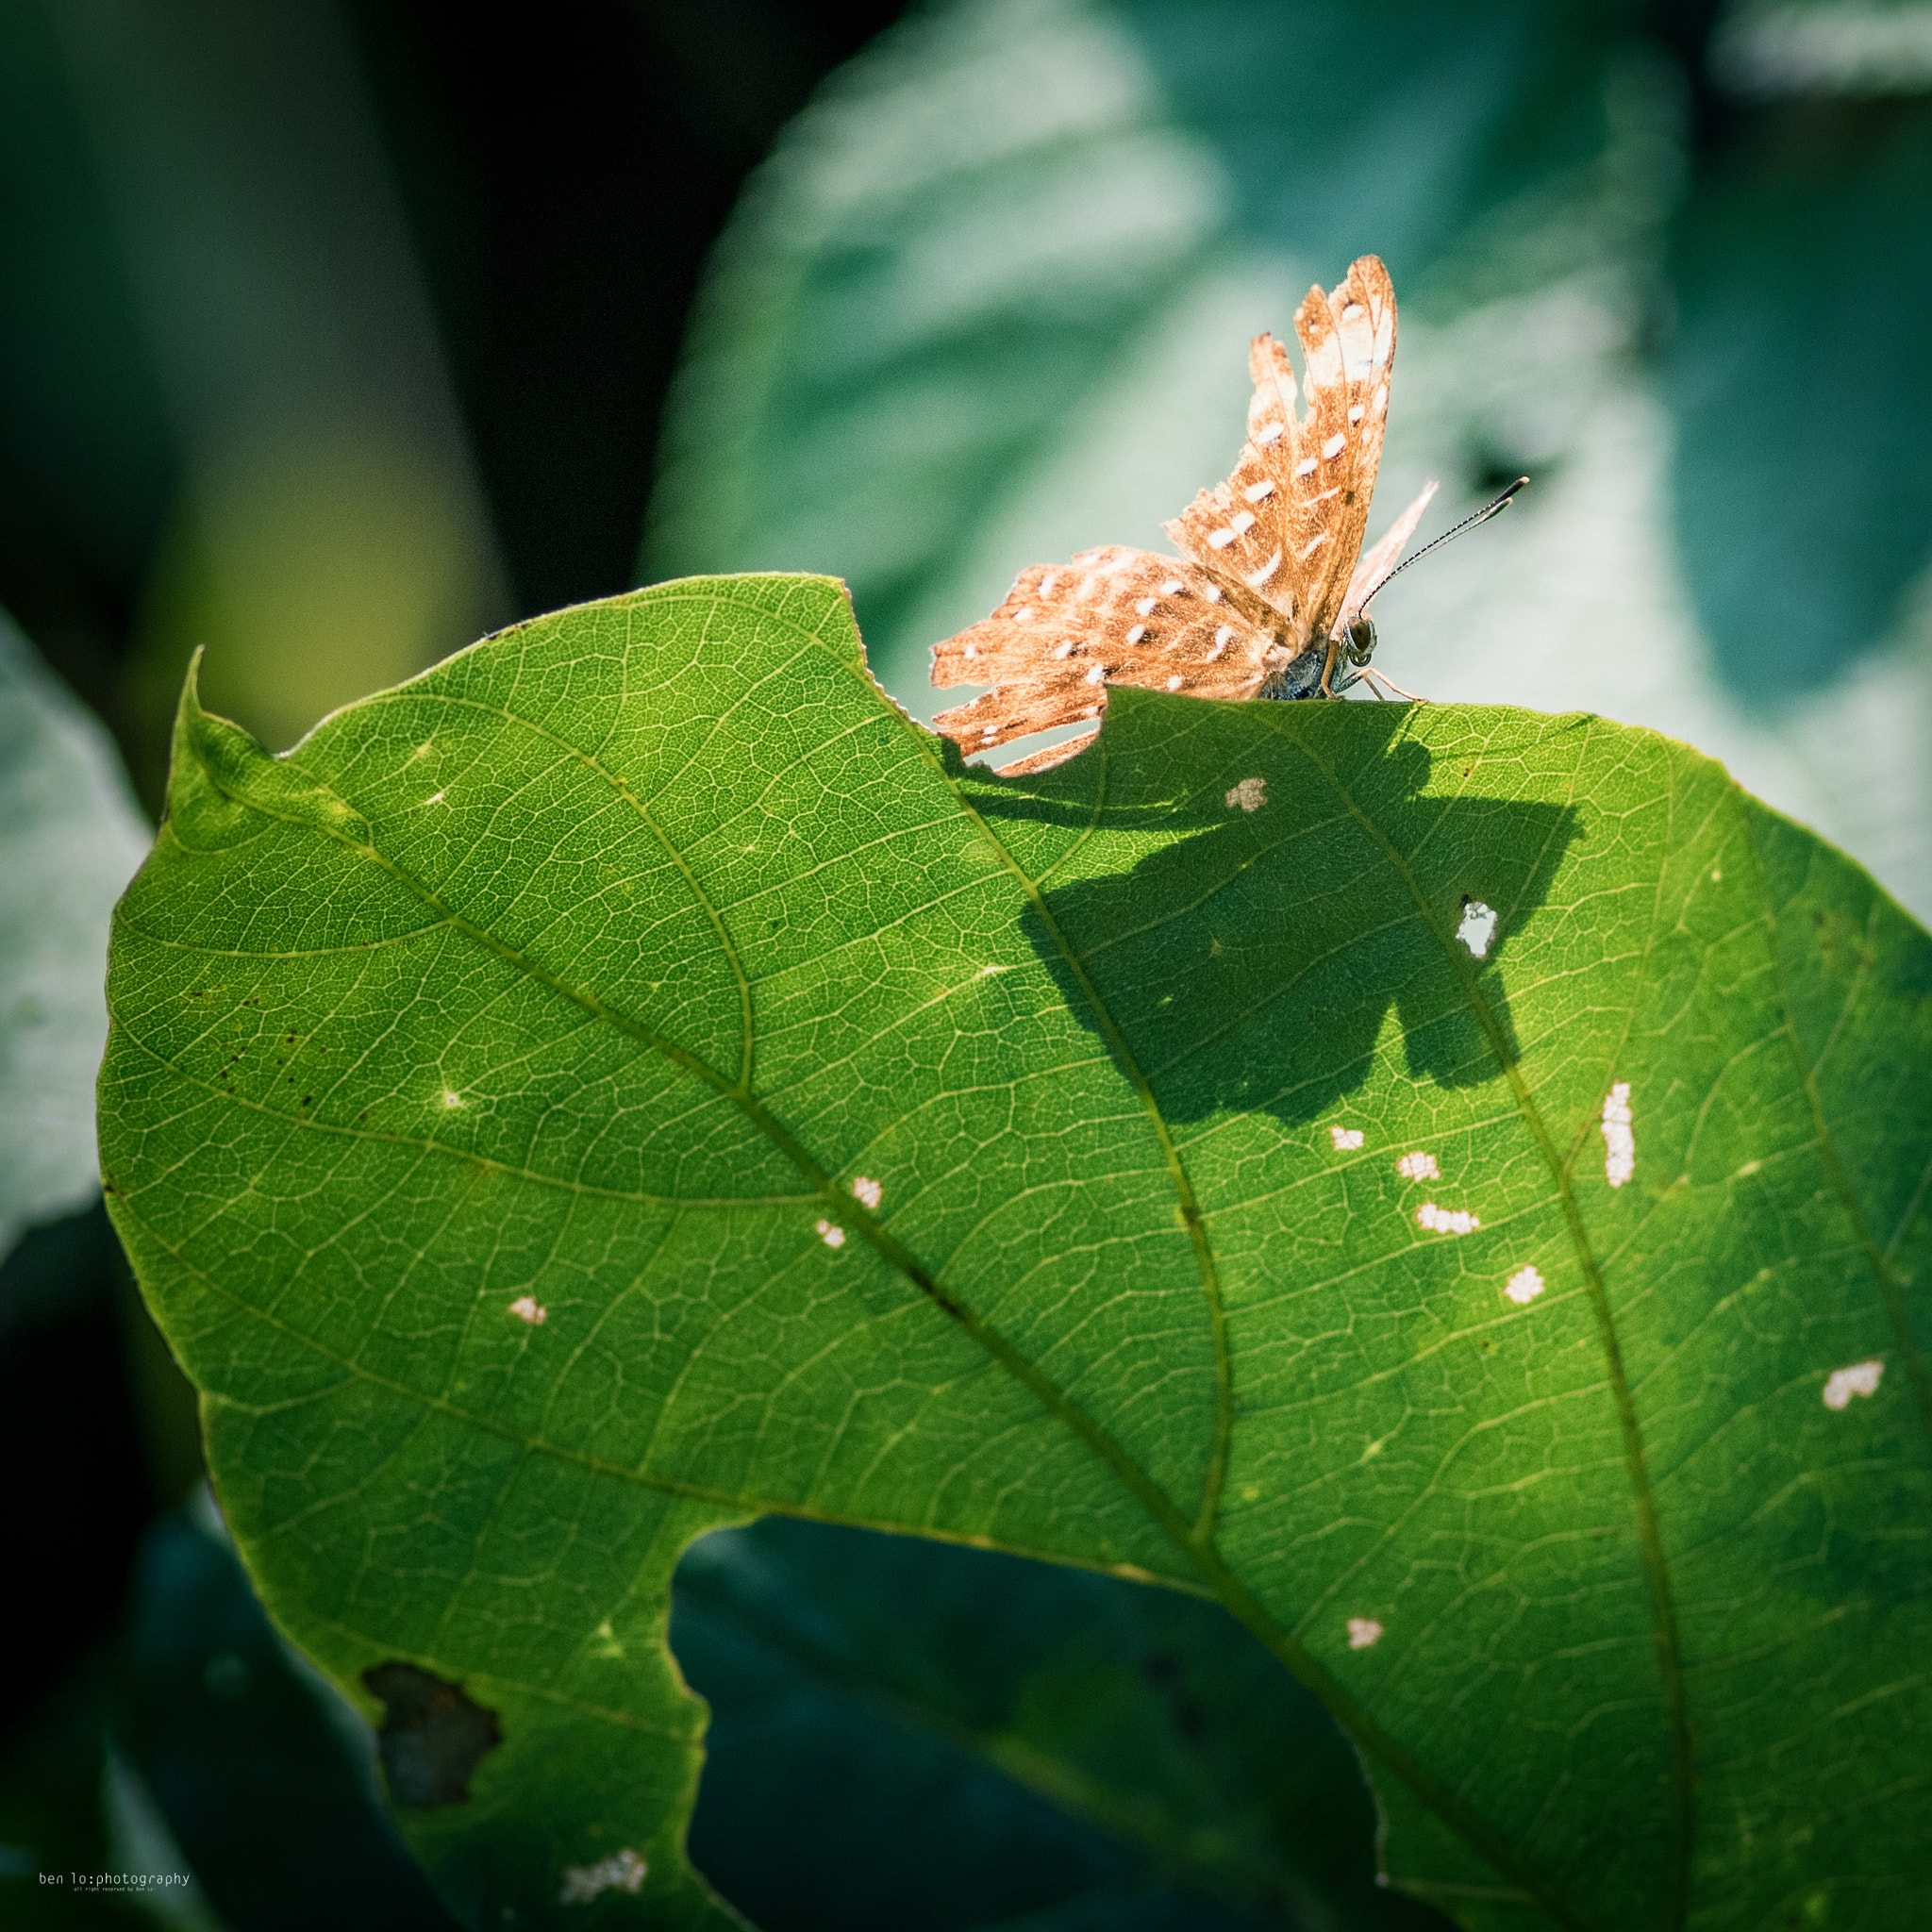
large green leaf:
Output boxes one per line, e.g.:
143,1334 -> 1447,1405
101,577 -> 1932,1929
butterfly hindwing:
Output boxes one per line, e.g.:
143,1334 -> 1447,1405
930,547 -> 1287,759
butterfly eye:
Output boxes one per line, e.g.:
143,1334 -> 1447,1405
1343,615 -> 1376,664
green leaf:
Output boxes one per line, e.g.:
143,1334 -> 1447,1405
102,579 -> 1932,1928
1666,93 -> 1932,697
0,610 -> 150,1258
675,1516 -> 1441,1929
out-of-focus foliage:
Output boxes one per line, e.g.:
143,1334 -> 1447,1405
677,1517 -> 1433,1931
0,612 -> 148,1257
646,0 -> 1932,920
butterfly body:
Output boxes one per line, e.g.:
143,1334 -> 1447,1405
931,254 -> 1439,771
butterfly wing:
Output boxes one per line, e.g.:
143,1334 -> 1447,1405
930,546 -> 1291,762
1339,478 -> 1438,629
1163,254 -> 1397,659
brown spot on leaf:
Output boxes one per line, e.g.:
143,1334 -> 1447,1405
362,1662 -> 501,1807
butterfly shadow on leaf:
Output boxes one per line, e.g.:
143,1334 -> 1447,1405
962,694 -> 1581,1132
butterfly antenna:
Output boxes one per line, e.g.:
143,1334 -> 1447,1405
1361,476 -> 1527,613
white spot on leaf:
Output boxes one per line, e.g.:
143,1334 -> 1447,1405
559,1849 -> 647,1906
1330,1126 -> 1364,1151
1396,1151 -> 1440,1182
509,1295 -> 547,1325
1225,776 -> 1267,813
1416,1202 -> 1481,1235
1602,1082 -> 1635,1188
1347,1617 -> 1383,1650
815,1220 -> 846,1248
1824,1359 -> 1884,1409
1504,1266 -> 1544,1306
852,1176 -> 883,1210
441,1091 -> 463,1108
1456,900 -> 1498,958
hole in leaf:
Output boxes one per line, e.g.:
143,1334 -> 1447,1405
361,1662 -> 501,1807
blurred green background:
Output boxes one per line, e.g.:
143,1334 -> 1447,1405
3,1 -> 1929,1925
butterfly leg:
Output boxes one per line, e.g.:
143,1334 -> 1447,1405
1317,639 -> 1343,699
1358,665 -> 1427,703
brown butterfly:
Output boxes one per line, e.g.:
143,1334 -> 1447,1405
929,254 -> 1518,775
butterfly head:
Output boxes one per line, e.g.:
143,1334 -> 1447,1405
1338,612 -> 1377,668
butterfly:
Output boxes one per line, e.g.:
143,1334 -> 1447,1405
929,254 -> 1518,775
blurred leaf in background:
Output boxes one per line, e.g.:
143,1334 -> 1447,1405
646,0 -> 1932,920
677,1518 -> 1443,1931
0,611 -> 148,1257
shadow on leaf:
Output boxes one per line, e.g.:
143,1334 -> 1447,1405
966,697 -> 1579,1129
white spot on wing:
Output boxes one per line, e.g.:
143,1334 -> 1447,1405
1208,527 -> 1238,550
1160,579 -> 1185,594
1456,900 -> 1498,958
1396,1151 -> 1439,1182
1347,1617 -> 1383,1650
509,1295 -> 547,1325
1225,776 -> 1266,813
1243,480 -> 1275,502
1348,402 -> 1365,424
1244,550 -> 1283,588
1824,1358 -> 1883,1409
1504,1266 -> 1544,1306
1125,624 -> 1147,644
1229,509 -> 1257,535
1330,1125 -> 1364,1151
852,1176 -> 883,1210
1166,675 -> 1184,690
1052,640 -> 1076,658
1256,421 -> 1285,445
1322,433 -> 1346,459
1135,597 -> 1158,617
1292,456 -> 1319,478
1203,585 -> 1224,603
1601,1083 -> 1635,1188
815,1220 -> 846,1248
1416,1202 -> 1481,1235
560,1849 -> 647,1906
